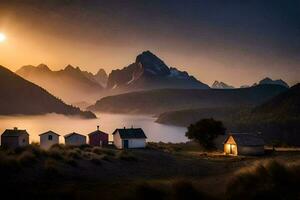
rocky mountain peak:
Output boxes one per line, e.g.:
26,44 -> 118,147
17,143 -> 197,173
135,50 -> 170,76
212,81 -> 234,89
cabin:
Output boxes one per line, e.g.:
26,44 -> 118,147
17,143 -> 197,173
64,132 -> 86,146
1,127 -> 29,148
113,127 -> 147,149
223,133 -> 265,156
88,126 -> 109,147
39,131 -> 60,149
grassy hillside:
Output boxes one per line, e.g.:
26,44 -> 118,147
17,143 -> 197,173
89,85 -> 287,114
1,143 -> 300,200
157,84 -> 300,145
0,65 -> 96,118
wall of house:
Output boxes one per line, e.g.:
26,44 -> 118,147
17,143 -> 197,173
113,132 -> 122,149
40,134 -> 59,149
89,134 -> 108,146
1,136 -> 19,148
128,139 -> 146,148
224,143 -> 238,155
65,135 -> 86,146
238,145 -> 265,155
18,134 -> 29,147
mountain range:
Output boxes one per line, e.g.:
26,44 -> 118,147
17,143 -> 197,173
16,51 -> 291,107
0,65 -> 96,118
16,64 -> 107,104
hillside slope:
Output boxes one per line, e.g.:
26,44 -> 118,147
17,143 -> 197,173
0,65 -> 96,118
16,64 -> 105,103
88,85 -> 287,114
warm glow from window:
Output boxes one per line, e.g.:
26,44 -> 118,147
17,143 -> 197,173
0,33 -> 6,42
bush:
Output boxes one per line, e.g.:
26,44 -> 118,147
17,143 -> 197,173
117,151 -> 137,161
18,151 -> 37,166
171,180 -> 209,200
43,159 -> 61,176
133,183 -> 166,200
226,160 -> 300,200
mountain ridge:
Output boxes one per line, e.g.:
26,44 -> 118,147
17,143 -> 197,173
106,51 -> 210,91
88,84 -> 287,114
0,65 -> 96,118
16,64 -> 107,103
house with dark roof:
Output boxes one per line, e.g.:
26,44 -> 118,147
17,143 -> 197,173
88,126 -> 109,147
39,131 -> 60,149
223,133 -> 265,156
64,132 -> 86,146
1,127 -> 29,148
112,127 -> 147,149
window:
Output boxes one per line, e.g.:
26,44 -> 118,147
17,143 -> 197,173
48,135 -> 53,141
23,139 -> 26,143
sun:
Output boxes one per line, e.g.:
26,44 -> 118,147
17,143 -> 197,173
0,33 -> 7,42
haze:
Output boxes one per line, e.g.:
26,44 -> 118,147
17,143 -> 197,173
0,0 -> 299,86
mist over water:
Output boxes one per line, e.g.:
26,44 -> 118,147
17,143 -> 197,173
0,113 -> 188,143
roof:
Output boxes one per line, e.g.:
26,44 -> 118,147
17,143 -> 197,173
112,128 -> 147,139
64,132 -> 86,138
88,130 -> 108,136
224,133 -> 265,146
2,129 -> 29,137
39,131 -> 60,136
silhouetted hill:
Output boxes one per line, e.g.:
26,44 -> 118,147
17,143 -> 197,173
106,51 -> 209,92
156,84 -> 300,145
88,84 -> 287,114
0,65 -> 96,118
16,64 -> 105,103
254,77 -> 289,88
253,83 -> 300,117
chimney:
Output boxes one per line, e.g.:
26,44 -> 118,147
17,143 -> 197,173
14,127 -> 18,130
124,126 -> 126,129
97,125 -> 99,131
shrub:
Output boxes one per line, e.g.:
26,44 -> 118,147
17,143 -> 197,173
171,180 -> 210,200
133,182 -> 166,200
43,159 -> 61,176
226,160 -> 300,200
66,149 -> 82,160
117,151 -> 137,161
18,151 -> 37,166
48,148 -> 65,160
0,152 -> 19,171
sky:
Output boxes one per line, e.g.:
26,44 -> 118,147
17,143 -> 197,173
0,0 -> 299,87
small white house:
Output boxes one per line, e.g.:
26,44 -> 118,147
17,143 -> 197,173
39,131 -> 60,149
224,133 -> 265,156
64,132 -> 86,146
113,128 -> 147,149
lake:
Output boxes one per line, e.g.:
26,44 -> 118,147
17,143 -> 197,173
0,113 -> 188,143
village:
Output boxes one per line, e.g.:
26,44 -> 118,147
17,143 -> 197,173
0,126 -> 268,156
0,126 -> 148,150
1,126 -> 300,200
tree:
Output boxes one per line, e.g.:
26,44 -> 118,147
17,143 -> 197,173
186,118 -> 226,150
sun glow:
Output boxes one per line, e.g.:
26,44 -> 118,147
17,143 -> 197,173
0,33 -> 6,42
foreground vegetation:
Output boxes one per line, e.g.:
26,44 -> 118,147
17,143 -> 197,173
0,143 -> 300,200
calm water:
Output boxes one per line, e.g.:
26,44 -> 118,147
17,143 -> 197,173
0,113 -> 188,143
